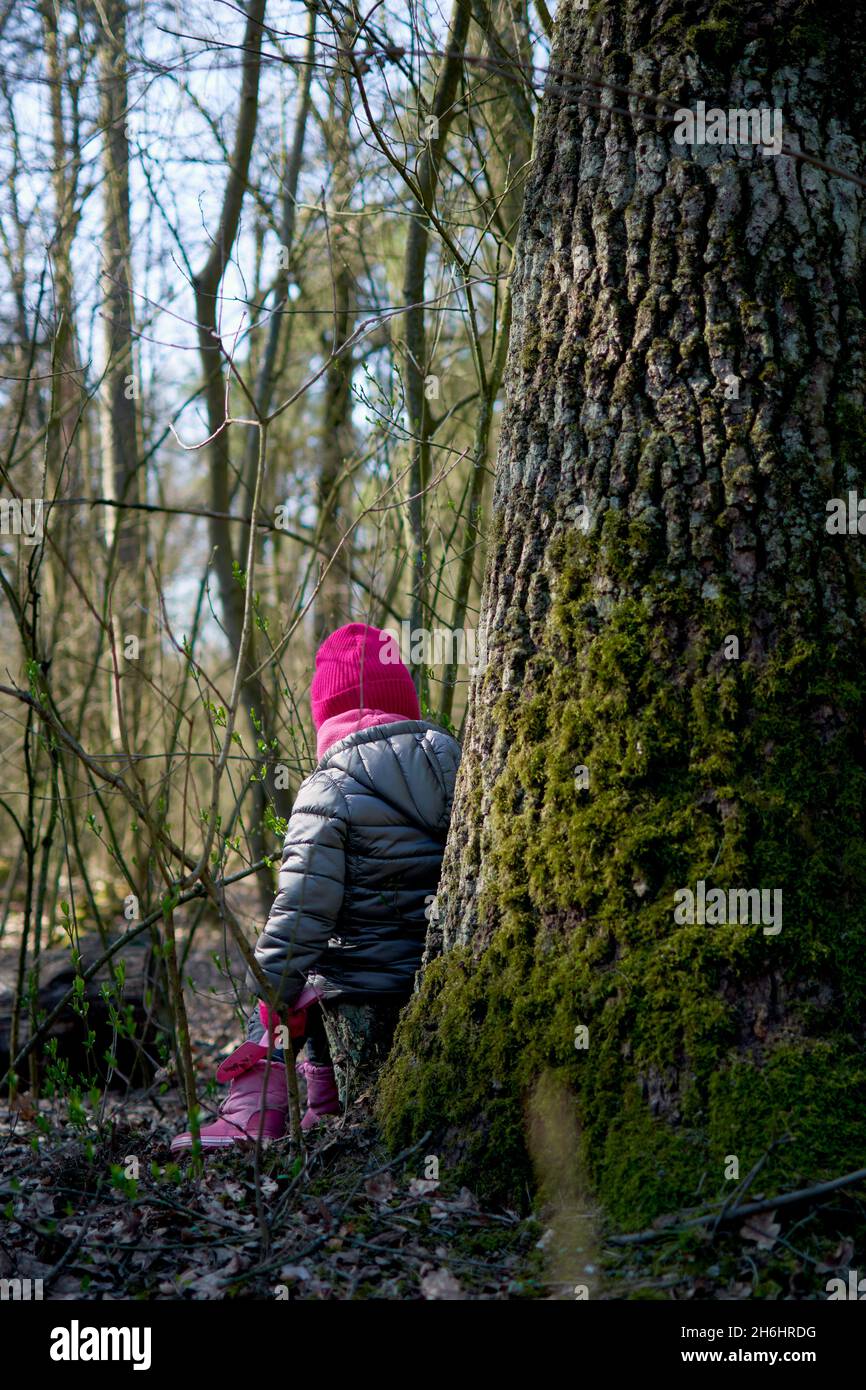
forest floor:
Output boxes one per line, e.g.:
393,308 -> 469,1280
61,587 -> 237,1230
1,917 -> 861,1301
0,1090 -> 549,1301
0,922 -> 550,1301
4,1082 -> 855,1304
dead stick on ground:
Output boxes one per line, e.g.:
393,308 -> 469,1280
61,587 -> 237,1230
607,1166 -> 866,1246
711,1136 -> 792,1235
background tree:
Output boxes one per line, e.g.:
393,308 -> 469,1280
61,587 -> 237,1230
0,0 -> 541,1115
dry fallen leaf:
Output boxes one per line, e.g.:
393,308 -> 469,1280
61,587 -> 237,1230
184,1270 -> 229,1299
408,1177 -> 439,1197
420,1267 -> 463,1300
739,1210 -> 781,1250
449,1187 -> 478,1211
365,1171 -> 395,1202
816,1237 -> 855,1273
31,1191 -> 56,1218
51,1275 -> 86,1299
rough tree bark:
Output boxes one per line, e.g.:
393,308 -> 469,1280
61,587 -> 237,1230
380,0 -> 866,1231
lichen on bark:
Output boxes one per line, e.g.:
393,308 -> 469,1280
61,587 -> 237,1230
378,0 -> 866,1231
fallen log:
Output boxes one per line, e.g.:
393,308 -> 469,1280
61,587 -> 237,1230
0,933 -> 158,1090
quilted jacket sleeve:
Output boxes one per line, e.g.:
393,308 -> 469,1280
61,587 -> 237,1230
249,769 -> 348,1005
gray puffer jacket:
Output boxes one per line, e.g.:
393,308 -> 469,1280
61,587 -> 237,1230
251,720 -> 461,1005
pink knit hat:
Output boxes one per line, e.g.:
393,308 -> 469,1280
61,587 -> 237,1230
310,623 -> 420,730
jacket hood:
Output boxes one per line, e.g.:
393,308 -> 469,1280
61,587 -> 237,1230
315,706 -> 414,760
318,719 -> 459,835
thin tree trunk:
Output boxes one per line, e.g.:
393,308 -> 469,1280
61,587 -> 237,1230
98,0 -> 140,570
403,0 -> 472,698
315,25 -> 356,637
438,0 -> 534,725
97,0 -> 146,744
241,3 -> 316,493
40,0 -> 86,647
439,282 -> 512,725
471,0 -> 534,245
192,0 -> 274,911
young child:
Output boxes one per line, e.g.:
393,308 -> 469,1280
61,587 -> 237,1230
172,622 -> 461,1149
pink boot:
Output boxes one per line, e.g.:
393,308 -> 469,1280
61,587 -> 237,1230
171,1042 -> 288,1152
296,1060 -> 340,1130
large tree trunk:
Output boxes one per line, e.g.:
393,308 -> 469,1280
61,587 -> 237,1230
381,0 -> 866,1235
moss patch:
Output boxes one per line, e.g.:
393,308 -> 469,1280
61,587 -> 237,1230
379,513 -> 866,1233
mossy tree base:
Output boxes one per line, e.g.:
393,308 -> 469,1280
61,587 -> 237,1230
379,0 -> 866,1233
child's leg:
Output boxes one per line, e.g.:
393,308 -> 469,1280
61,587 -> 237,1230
302,1000 -> 333,1066
171,1008 -> 290,1152
293,1002 -> 339,1126
245,1004 -> 277,1049
245,1000 -> 332,1065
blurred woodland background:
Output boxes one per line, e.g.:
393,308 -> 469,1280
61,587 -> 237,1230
0,0 -> 540,1095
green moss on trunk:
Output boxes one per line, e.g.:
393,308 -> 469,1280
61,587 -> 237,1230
381,518 -> 866,1223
